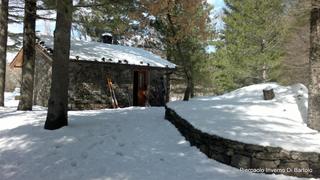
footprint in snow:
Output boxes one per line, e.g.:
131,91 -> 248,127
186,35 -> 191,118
99,132 -> 107,137
98,139 -> 104,145
88,140 -> 105,149
81,152 -> 88,159
70,161 -> 77,167
49,150 -> 58,156
54,144 -> 62,149
115,152 -> 124,156
88,142 -> 97,149
118,143 -> 125,147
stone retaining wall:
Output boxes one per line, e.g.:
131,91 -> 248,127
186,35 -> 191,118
165,107 -> 320,178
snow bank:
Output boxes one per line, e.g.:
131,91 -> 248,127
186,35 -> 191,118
2,90 -> 19,108
167,83 -> 320,153
0,92 -> 302,180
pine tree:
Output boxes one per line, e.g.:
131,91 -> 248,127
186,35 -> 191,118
44,0 -> 73,130
214,0 -> 287,90
18,0 -> 37,110
73,0 -> 137,39
0,0 -> 8,107
308,0 -> 320,130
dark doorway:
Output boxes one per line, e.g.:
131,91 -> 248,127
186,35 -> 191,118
133,70 -> 148,106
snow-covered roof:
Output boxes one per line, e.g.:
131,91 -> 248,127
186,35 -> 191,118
38,36 -> 176,69
101,32 -> 112,37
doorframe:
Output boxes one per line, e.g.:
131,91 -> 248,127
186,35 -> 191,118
133,70 -> 149,106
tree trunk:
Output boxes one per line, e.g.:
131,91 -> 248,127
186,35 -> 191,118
262,63 -> 267,83
261,39 -> 268,83
190,73 -> 195,98
183,69 -> 192,101
18,0 -> 36,110
183,84 -> 191,101
308,0 -> 320,130
44,0 -> 72,130
0,0 -> 8,106
263,88 -> 274,100
165,74 -> 170,103
167,13 -> 193,101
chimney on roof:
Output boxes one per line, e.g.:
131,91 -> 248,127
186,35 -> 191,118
101,33 -> 113,44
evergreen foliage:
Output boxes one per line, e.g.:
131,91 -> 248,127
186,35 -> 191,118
212,0 -> 288,93
73,0 -> 138,39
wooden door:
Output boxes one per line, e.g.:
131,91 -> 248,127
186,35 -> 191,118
133,70 -> 148,106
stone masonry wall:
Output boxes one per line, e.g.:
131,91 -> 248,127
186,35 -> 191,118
149,69 -> 169,106
33,49 -> 52,107
68,61 -> 169,110
68,61 -> 133,110
165,107 -> 320,178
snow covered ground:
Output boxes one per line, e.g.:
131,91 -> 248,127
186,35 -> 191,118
0,92 -> 306,180
167,83 -> 320,153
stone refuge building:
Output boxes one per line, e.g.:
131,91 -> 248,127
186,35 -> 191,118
10,36 -> 176,110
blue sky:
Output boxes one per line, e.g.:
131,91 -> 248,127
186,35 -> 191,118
208,0 -> 226,10
206,0 -> 226,53
208,0 -> 226,31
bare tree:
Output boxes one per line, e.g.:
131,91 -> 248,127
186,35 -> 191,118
44,0 -> 72,130
308,0 -> 320,130
18,0 -> 36,110
0,0 -> 8,106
